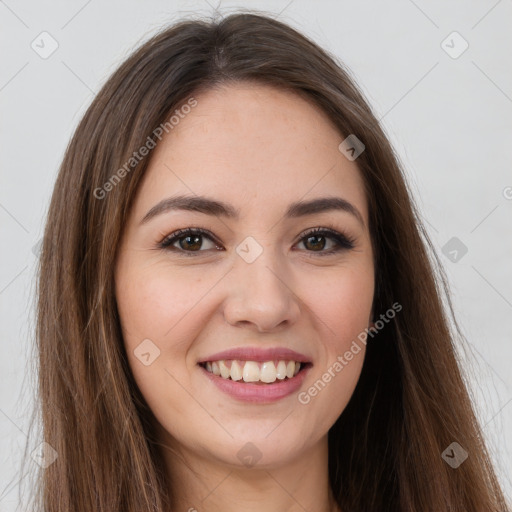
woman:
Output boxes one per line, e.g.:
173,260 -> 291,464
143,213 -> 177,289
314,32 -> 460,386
26,11 -> 509,512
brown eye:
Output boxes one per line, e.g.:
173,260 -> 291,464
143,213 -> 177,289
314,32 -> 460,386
296,228 -> 355,255
160,227 -> 355,257
302,233 -> 328,251
178,234 -> 202,251
160,228 -> 221,253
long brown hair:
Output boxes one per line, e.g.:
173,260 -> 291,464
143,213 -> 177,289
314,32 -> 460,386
23,11 -> 509,511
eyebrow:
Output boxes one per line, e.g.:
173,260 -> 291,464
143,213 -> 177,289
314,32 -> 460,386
140,194 -> 365,227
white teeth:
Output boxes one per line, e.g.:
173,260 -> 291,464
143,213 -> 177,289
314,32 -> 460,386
276,361 -> 287,380
219,360 -> 230,379
260,361 -> 277,383
230,360 -> 243,381
286,361 -> 296,378
203,359 -> 304,383
242,361 -> 260,382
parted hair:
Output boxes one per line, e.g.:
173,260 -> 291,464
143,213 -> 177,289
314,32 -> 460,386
23,11 -> 509,512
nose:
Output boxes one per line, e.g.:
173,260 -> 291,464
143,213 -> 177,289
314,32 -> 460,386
222,243 -> 301,332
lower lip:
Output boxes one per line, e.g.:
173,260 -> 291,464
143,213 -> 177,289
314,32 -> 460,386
199,364 -> 312,404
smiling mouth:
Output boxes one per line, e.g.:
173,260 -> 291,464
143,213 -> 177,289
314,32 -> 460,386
198,359 -> 312,385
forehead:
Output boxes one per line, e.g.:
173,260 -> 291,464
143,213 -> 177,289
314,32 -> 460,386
134,82 -> 368,226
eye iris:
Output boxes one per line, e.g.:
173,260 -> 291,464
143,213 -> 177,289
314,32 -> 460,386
180,234 -> 202,251
305,234 -> 326,251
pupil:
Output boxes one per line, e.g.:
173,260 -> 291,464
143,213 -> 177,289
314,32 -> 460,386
180,234 -> 327,252
306,235 -> 325,251
182,235 -> 201,250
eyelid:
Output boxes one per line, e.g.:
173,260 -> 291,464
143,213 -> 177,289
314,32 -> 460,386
159,225 -> 356,255
294,226 -> 356,254
295,225 -> 355,245
160,227 -> 221,250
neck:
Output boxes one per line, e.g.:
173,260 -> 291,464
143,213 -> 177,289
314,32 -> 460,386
159,431 -> 340,512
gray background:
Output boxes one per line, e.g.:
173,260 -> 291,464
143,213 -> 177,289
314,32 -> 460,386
1,0 -> 511,509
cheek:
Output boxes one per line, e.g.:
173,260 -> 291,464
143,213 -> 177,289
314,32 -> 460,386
296,264 -> 373,417
304,262 -> 374,347
116,264 -> 205,429
116,262 -> 205,346
115,262 -> 198,390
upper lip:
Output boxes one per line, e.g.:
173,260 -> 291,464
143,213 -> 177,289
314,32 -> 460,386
198,347 -> 312,364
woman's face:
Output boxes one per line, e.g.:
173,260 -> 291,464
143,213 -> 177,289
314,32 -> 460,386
115,82 -> 374,468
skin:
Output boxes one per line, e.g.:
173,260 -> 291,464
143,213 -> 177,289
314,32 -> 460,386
115,82 -> 375,512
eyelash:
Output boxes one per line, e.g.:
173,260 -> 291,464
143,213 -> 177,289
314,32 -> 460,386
159,226 -> 356,257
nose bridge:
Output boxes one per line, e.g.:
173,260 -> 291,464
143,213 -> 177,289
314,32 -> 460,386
223,235 -> 300,330
236,237 -> 284,291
